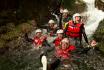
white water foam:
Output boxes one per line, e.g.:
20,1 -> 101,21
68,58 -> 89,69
82,0 -> 104,37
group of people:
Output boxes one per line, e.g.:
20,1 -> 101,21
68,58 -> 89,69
30,9 -> 97,60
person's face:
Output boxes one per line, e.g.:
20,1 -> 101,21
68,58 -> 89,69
61,42 -> 69,50
49,23 -> 54,28
63,13 -> 68,18
75,16 -> 81,22
36,32 -> 42,37
90,40 -> 97,47
31,20 -> 36,26
57,33 -> 63,38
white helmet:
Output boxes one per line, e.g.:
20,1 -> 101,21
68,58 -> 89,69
57,29 -> 64,34
61,38 -> 69,43
73,13 -> 81,21
35,29 -> 42,33
63,9 -> 69,13
48,19 -> 55,24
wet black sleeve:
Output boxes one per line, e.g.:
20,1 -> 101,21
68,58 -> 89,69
59,13 -> 62,29
53,39 -> 55,43
25,33 -> 33,43
43,40 -> 51,47
81,24 -> 89,44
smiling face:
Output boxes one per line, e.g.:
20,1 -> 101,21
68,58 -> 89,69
36,32 -> 42,37
61,42 -> 69,50
75,16 -> 81,23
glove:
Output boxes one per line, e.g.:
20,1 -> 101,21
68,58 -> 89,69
87,45 -> 90,48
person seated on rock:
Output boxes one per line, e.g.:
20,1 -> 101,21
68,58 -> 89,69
38,19 -> 58,37
46,19 -> 58,37
53,29 -> 64,48
62,9 -> 72,29
55,38 -> 76,60
39,19 -> 59,47
33,29 -> 51,49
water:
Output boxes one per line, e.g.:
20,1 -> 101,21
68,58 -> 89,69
82,0 -> 104,37
0,0 -> 104,70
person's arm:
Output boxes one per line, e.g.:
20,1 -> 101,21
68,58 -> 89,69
67,15 -> 72,21
81,24 -> 89,44
53,39 -> 56,44
25,33 -> 33,43
43,39 -> 51,47
59,13 -> 63,29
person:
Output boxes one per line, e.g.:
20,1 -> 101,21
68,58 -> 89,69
79,39 -> 98,54
47,19 -> 58,36
55,38 -> 76,59
90,39 -> 97,47
48,38 -> 76,69
64,13 -> 89,50
62,9 -> 72,29
62,9 -> 72,23
39,19 -> 58,37
53,29 -> 64,47
33,29 -> 51,48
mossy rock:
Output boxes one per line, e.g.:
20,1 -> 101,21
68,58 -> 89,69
0,22 -> 33,48
0,39 -> 6,48
93,19 -> 104,52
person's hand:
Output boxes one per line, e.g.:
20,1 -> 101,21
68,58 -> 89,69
54,24 -> 58,29
40,36 -> 46,41
90,40 -> 97,47
87,45 -> 90,48
60,8 -> 64,13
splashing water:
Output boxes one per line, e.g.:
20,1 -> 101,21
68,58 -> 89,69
82,0 -> 104,38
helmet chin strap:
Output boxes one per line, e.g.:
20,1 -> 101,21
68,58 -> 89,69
41,55 -> 47,70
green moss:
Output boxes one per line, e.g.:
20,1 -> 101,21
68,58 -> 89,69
93,20 -> 104,52
0,39 -> 6,48
0,22 -> 33,48
1,30 -> 20,41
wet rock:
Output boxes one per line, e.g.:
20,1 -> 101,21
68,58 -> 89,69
95,0 -> 104,11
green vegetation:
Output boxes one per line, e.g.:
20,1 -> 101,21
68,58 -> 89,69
93,20 -> 104,52
0,22 -> 33,48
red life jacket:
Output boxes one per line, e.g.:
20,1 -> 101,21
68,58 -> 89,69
61,45 -> 76,59
54,37 -> 63,47
65,45 -> 76,52
50,31 -> 54,36
66,20 -> 82,38
55,45 -> 76,59
33,36 -> 46,47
